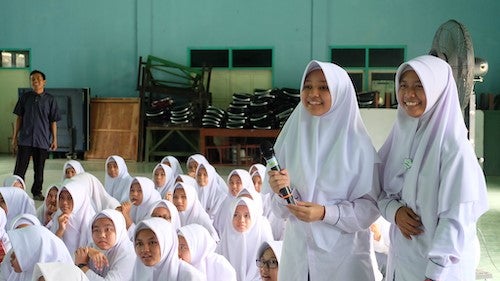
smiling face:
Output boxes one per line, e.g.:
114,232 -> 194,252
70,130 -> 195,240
92,217 -> 117,250
46,187 -> 58,214
259,247 -> 279,281
228,174 -> 243,197
135,229 -> 161,266
301,69 -> 332,116
58,189 -> 73,214
232,204 -> 251,233
398,70 -> 427,118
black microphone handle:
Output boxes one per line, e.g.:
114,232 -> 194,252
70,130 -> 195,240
264,156 -> 295,205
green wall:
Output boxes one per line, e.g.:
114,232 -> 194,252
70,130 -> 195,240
1,0 -> 499,96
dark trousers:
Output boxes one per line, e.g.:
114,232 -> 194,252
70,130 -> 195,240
13,145 -> 49,196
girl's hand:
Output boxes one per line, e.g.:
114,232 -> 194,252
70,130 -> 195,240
286,201 -> 325,222
395,206 -> 423,239
267,169 -> 291,195
88,248 -> 109,270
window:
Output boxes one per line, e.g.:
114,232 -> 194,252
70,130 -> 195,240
1,49 -> 30,68
189,48 -> 273,68
331,46 -> 404,93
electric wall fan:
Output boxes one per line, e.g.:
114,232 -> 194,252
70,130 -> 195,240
428,19 -> 488,147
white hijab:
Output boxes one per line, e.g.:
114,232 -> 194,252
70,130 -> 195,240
196,163 -> 227,219
177,174 -> 198,187
88,209 -> 136,279
379,55 -> 488,231
0,208 -> 10,253
104,155 -> 133,202
178,224 -> 237,281
32,262 -> 89,281
132,218 -> 203,281
2,175 -> 26,191
8,213 -> 41,230
64,172 -> 120,212
174,182 -> 220,242
161,156 -> 184,178
129,177 -> 162,224
265,60 -> 379,250
256,240 -> 283,264
8,225 -> 73,281
152,163 -> 176,198
50,181 -> 95,254
217,197 -> 273,281
149,199 -> 182,230
62,160 -> 85,181
186,154 -> 209,177
0,187 -> 37,227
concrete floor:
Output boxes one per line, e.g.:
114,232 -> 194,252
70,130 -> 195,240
0,154 -> 498,280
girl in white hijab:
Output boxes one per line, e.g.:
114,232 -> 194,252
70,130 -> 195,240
265,60 -> 380,281
0,208 -> 10,260
32,262 -> 89,281
65,173 -> 120,212
2,175 -> 26,191
120,177 -> 162,238
178,223 -> 236,281
152,163 -> 176,199
0,187 -> 37,228
149,199 -> 181,230
186,154 -> 209,178
161,155 -> 184,178
172,182 -> 219,242
62,160 -> 85,181
195,163 -> 227,221
104,155 -> 133,203
217,197 -> 273,281
132,218 -> 205,281
36,185 -> 59,227
74,209 -> 135,281
51,180 -> 96,255
378,55 -> 489,280
7,225 -> 73,281
213,169 -> 261,235
256,240 -> 283,281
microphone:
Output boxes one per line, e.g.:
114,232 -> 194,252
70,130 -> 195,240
260,141 -> 296,205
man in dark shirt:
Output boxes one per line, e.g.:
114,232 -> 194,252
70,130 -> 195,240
11,70 -> 61,201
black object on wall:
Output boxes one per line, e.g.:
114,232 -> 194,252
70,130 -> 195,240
18,88 -> 90,158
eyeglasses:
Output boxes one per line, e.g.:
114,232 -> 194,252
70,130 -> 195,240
256,258 -> 278,269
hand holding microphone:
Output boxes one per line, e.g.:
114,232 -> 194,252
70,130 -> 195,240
260,141 -> 296,205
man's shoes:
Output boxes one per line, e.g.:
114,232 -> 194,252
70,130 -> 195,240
33,194 -> 45,201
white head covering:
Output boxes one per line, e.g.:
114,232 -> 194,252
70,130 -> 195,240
152,163 -> 176,198
8,213 -> 41,230
174,182 -> 219,242
0,208 -> 10,253
133,218 -> 203,281
176,174 -> 198,187
161,156 -> 184,178
218,197 -> 273,281
178,223 -> 237,281
149,199 -> 182,230
50,180 -> 96,254
88,209 -> 136,278
104,155 -> 133,202
62,160 -> 85,180
2,175 -> 26,190
195,163 -> 227,219
32,262 -> 89,281
0,187 -> 37,227
64,172 -> 120,212
249,163 -> 266,177
8,225 -> 73,281
129,177 -> 162,224
264,60 -> 379,250
379,55 -> 488,228
186,154 -> 209,177
256,240 -> 283,263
